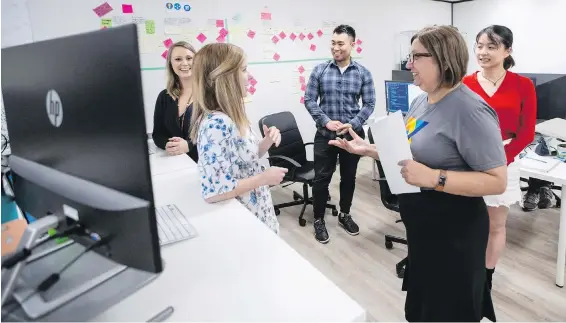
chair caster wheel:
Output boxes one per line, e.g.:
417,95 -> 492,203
274,208 -> 280,216
396,266 -> 405,279
557,200 -> 561,208
332,209 -> 338,216
385,240 -> 393,249
299,218 -> 306,227
293,192 -> 301,201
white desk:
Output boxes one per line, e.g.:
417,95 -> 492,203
148,144 -> 197,176
92,157 -> 366,321
519,154 -> 566,288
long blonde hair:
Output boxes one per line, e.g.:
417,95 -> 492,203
165,41 -> 196,100
189,43 -> 248,142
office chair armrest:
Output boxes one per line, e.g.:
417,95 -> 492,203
267,155 -> 301,179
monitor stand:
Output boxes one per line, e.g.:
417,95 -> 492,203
2,222 -> 160,321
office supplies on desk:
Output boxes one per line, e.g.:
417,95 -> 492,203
369,111 -> 420,194
147,306 -> 174,322
520,151 -> 561,173
156,204 -> 198,246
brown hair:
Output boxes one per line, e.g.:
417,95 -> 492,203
165,41 -> 196,100
415,25 -> 469,89
189,43 -> 248,142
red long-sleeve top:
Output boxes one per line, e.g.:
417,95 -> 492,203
463,71 -> 537,165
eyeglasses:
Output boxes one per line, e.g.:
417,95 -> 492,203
406,52 -> 432,63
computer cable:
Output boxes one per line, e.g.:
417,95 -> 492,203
2,235 -> 108,318
1,223 -> 84,270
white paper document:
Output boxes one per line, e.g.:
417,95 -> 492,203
520,151 -> 561,173
369,111 -> 420,194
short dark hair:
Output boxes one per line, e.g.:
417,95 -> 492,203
476,25 -> 515,70
333,24 -> 356,41
415,25 -> 469,89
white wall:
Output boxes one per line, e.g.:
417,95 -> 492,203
1,0 -> 450,159
453,0 -> 566,74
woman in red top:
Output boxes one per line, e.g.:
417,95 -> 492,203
463,25 -> 537,290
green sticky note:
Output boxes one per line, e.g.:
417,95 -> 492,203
101,18 -> 112,29
145,20 -> 155,34
48,227 -> 69,244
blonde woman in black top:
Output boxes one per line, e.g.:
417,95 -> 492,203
152,41 -> 198,162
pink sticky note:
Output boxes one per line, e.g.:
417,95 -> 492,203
261,12 -> 272,20
298,65 -> 305,74
356,39 -> 363,45
301,83 -> 307,92
216,35 -> 226,43
122,4 -> 133,14
273,53 -> 280,61
300,96 -> 305,104
248,86 -> 256,95
279,31 -> 287,39
163,38 -> 173,48
271,35 -> 279,44
216,20 -> 224,28
196,33 -> 207,43
93,2 -> 113,17
219,28 -> 228,37
249,78 -> 257,86
290,33 -> 297,41
317,29 -> 323,37
247,30 -> 256,39
299,33 -> 305,41
356,47 -> 362,54
310,44 -> 316,51
161,50 -> 168,59
307,32 -> 314,40
299,76 -> 305,84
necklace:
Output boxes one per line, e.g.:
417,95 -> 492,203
482,71 -> 506,86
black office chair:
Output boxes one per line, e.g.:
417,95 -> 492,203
259,112 -> 338,227
367,128 -> 407,279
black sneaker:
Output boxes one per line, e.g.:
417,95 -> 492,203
523,190 -> 540,211
538,186 -> 555,209
314,219 -> 329,244
338,213 -> 359,236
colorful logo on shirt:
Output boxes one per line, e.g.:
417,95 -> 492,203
406,117 -> 429,143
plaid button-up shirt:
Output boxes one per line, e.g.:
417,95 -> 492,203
304,59 -> 376,138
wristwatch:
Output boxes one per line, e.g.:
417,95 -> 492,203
434,170 -> 447,192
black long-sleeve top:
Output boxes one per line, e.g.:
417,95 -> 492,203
152,89 -> 198,162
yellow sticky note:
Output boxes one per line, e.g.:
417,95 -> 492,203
145,20 -> 155,34
101,18 -> 112,29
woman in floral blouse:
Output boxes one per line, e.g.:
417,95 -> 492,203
189,43 -> 288,234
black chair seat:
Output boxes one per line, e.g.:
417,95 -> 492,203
292,161 -> 314,183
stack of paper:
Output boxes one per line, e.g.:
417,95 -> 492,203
369,111 -> 420,194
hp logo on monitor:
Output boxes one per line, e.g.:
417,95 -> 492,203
46,90 -> 63,127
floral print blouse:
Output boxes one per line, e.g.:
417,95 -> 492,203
197,112 -> 280,234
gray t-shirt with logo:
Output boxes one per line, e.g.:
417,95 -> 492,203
405,84 -> 506,172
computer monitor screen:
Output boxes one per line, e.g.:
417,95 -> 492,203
385,80 -> 424,114
1,25 -> 162,273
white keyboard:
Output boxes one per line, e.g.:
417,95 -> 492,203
155,204 -> 198,246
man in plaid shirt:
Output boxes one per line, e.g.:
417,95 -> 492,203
304,24 -> 376,244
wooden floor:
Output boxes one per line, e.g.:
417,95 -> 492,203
271,157 -> 566,322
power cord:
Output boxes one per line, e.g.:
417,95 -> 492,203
2,235 -> 108,318
1,223 -> 84,270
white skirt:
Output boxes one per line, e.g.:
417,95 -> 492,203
483,159 -> 522,208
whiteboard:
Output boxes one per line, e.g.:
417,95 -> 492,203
4,0 -> 451,148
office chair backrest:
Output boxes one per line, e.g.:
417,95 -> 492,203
367,127 -> 399,212
259,112 -> 307,168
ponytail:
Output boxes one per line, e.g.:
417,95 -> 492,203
503,55 -> 515,70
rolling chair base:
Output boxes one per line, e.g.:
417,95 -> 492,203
385,234 -> 408,279
274,184 -> 338,227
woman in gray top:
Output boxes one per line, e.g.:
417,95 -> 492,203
329,25 -> 507,322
